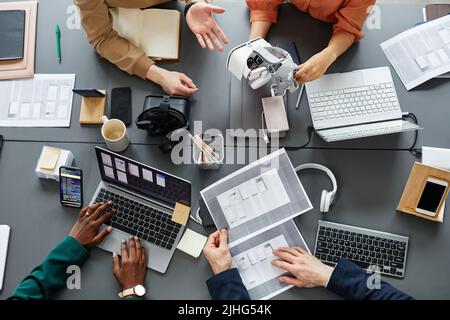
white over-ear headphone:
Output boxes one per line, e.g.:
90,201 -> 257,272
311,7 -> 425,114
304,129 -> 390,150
295,163 -> 338,213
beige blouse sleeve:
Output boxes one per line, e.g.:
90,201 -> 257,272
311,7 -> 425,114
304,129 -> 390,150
75,0 -> 155,79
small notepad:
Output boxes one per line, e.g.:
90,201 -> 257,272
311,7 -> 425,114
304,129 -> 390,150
39,146 -> 61,170
176,229 -> 207,258
172,202 -> 190,226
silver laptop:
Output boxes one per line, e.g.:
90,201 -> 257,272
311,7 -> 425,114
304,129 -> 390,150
90,147 -> 191,273
305,67 -> 422,142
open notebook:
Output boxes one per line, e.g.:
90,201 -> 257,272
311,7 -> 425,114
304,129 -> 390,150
110,8 -> 181,61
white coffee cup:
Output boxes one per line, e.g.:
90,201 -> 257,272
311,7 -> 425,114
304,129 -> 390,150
101,116 -> 129,152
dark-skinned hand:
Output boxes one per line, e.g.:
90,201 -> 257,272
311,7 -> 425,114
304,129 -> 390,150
113,237 -> 147,291
69,201 -> 115,248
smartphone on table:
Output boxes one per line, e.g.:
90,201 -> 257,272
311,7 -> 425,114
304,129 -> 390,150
59,166 -> 83,208
415,177 -> 449,216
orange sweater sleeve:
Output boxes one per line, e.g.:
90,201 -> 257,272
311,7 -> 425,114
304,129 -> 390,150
333,0 -> 376,42
75,0 -> 155,79
246,0 -> 284,23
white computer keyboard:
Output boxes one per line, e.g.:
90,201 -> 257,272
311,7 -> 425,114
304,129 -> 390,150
318,123 -> 404,142
308,83 -> 401,123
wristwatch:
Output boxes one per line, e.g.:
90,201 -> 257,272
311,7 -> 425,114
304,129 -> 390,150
118,284 -> 146,299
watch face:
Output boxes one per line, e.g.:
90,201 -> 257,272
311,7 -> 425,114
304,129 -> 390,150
134,285 -> 146,296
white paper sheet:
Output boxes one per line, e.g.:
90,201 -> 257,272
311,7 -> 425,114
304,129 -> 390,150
0,74 -> 76,127
201,149 -> 312,247
422,146 -> 450,170
176,228 -> 208,258
233,235 -> 288,290
217,168 -> 290,228
380,15 -> 450,90
0,225 -> 11,291
228,220 -> 310,300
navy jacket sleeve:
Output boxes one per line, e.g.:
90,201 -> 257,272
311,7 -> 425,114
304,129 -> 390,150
206,268 -> 250,300
326,259 -> 413,300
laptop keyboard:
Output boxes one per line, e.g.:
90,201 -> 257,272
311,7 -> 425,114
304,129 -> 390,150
314,221 -> 408,278
308,83 -> 400,122
96,188 -> 181,250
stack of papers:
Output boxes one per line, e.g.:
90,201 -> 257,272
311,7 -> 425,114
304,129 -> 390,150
380,15 -> 450,90
0,74 -> 76,127
201,149 -> 313,299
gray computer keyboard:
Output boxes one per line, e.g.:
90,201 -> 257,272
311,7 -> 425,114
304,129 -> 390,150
308,83 -> 400,122
314,220 -> 409,278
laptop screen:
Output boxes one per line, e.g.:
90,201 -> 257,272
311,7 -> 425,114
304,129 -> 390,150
95,147 -> 191,207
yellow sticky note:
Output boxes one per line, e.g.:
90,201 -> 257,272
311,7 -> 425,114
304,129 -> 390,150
172,202 -> 191,226
39,147 -> 61,170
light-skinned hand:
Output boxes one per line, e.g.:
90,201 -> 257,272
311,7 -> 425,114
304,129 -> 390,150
272,246 -> 334,288
295,48 -> 337,84
147,65 -> 198,96
203,229 -> 232,275
186,2 -> 229,51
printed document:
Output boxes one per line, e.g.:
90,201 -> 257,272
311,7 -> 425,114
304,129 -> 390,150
229,220 -> 310,300
381,15 -> 450,90
201,149 -> 312,246
0,74 -> 76,127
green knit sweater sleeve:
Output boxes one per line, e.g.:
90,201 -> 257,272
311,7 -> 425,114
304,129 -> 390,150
9,236 -> 89,300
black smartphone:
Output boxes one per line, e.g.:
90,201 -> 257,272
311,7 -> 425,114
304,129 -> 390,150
59,166 -> 83,208
111,87 -> 132,126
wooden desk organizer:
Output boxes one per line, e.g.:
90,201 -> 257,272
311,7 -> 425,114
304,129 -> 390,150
397,162 -> 450,222
79,90 -> 106,125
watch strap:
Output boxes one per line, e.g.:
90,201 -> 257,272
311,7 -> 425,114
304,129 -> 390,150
118,287 -> 135,299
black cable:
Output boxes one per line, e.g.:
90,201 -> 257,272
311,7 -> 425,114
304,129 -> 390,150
286,112 -> 421,157
3,114 -> 422,155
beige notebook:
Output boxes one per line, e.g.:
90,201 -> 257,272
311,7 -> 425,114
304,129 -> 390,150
110,8 -> 180,61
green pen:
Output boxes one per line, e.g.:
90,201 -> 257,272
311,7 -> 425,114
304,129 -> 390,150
56,24 -> 61,64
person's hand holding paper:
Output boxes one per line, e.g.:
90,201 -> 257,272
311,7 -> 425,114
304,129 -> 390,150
203,229 -> 232,275
186,2 -> 229,52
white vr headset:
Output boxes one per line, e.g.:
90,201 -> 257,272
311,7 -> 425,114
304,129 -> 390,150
226,38 -> 299,95
295,163 -> 338,213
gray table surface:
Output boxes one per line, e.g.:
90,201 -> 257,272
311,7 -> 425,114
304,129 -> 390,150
1,141 -> 449,300
1,0 -> 450,301
0,1 -> 449,150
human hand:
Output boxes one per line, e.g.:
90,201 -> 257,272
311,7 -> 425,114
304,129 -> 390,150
272,247 -> 334,288
113,237 -> 147,291
186,2 -> 229,51
203,229 -> 232,275
294,48 -> 337,84
69,202 -> 115,248
147,65 -> 198,96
